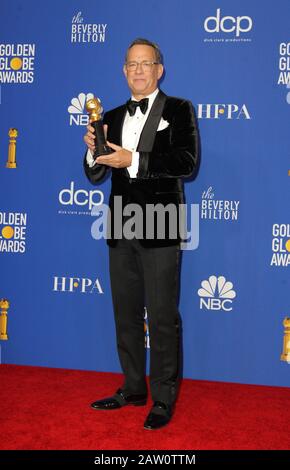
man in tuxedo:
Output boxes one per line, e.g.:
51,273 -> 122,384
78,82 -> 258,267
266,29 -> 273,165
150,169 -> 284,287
83,38 -> 199,430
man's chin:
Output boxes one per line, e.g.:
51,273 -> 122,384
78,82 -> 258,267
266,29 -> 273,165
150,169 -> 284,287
131,80 -> 147,90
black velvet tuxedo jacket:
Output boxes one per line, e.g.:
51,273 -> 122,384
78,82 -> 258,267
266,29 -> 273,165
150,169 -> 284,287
84,89 -> 199,248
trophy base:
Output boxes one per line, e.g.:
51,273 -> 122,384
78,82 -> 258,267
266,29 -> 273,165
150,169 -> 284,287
6,162 -> 17,168
0,334 -> 8,340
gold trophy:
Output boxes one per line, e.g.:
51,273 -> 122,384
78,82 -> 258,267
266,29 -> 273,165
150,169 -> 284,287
280,317 -> 290,362
85,97 -> 112,159
0,298 -> 9,340
6,128 -> 18,168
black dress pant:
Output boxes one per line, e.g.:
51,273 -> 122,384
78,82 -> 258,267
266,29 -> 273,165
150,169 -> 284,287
109,237 -> 181,405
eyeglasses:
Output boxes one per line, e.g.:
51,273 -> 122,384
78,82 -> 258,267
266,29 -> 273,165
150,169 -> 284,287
125,61 -> 159,72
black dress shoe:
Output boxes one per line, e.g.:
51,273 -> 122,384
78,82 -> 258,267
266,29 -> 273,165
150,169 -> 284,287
91,388 -> 147,410
144,401 -> 173,430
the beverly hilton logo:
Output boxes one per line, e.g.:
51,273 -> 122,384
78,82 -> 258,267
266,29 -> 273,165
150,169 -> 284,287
0,212 -> 27,253
68,92 -> 94,126
201,187 -> 240,220
0,44 -> 35,83
71,12 -> 107,43
198,275 -> 236,311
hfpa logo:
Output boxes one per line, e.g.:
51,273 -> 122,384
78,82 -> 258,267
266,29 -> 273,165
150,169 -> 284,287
53,276 -> 104,294
198,275 -> 236,311
197,104 -> 251,120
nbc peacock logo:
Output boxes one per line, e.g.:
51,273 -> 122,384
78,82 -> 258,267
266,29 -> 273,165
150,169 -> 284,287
198,275 -> 236,311
68,92 -> 94,126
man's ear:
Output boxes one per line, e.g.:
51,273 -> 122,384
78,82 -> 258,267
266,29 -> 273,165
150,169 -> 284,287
123,64 -> 128,80
157,64 -> 164,80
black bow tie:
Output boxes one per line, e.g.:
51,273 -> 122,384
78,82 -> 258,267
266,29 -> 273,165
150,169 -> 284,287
126,98 -> 149,116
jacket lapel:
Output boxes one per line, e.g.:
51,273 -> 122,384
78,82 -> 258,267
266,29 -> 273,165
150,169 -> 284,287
109,91 -> 167,178
137,90 -> 167,152
107,105 -> 127,146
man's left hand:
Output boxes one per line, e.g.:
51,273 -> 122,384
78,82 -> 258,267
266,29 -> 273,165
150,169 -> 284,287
96,141 -> 132,168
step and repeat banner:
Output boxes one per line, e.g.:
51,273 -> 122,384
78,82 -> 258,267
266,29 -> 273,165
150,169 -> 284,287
0,0 -> 290,387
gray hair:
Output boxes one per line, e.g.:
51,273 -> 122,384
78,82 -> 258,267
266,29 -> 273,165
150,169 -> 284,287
125,38 -> 163,64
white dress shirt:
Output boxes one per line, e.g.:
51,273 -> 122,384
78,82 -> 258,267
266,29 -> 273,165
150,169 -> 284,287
86,88 -> 159,178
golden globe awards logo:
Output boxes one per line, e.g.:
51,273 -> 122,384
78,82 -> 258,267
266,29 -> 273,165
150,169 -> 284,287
0,44 -> 35,83
270,224 -> 290,267
71,12 -> 107,43
0,212 -> 27,253
277,42 -> 290,85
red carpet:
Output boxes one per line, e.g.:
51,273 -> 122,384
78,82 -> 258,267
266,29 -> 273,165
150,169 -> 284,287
0,364 -> 290,450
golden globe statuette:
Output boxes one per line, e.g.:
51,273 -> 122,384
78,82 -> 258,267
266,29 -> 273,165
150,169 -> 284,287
85,97 -> 112,160
0,298 -> 9,340
6,128 -> 18,168
281,317 -> 290,362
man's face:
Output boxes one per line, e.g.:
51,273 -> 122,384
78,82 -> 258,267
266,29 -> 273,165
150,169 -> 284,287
123,44 -> 164,98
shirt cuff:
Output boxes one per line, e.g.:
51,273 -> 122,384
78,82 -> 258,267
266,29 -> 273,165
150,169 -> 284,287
86,149 -> 95,168
127,151 -> 139,178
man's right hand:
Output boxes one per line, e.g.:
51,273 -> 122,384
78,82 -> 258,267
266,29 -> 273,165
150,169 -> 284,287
84,124 -> 108,154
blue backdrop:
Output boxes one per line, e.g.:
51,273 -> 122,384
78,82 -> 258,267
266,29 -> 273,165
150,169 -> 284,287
1,0 -> 290,388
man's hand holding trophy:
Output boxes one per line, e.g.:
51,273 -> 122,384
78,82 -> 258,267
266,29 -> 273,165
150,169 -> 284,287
84,96 -> 132,169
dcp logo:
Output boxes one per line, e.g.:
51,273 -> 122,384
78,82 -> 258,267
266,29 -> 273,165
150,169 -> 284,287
59,181 -> 104,210
204,8 -> 253,37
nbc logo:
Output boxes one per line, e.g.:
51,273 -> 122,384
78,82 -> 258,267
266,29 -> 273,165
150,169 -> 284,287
68,92 -> 94,126
198,275 -> 236,311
